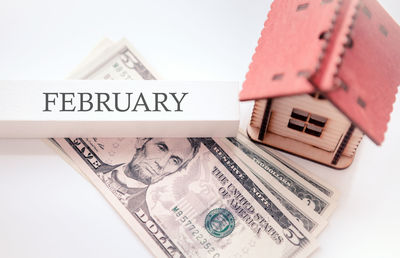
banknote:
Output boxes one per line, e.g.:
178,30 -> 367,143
46,39 -> 337,257
68,38 -> 158,80
256,143 -> 338,201
217,138 -> 327,236
48,38 -> 158,169
224,133 -> 337,218
54,137 -> 317,258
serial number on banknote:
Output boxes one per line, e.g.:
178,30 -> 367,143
171,206 -> 219,257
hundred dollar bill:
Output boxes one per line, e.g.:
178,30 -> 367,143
53,136 -> 317,258
224,133 -> 337,218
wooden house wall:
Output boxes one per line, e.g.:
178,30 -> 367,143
251,95 -> 363,158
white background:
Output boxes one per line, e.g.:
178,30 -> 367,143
0,0 -> 399,257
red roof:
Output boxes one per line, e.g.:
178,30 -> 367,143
240,0 -> 400,145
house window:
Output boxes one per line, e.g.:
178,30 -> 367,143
288,108 -> 327,137
309,92 -> 326,100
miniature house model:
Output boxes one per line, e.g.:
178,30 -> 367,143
240,0 -> 400,169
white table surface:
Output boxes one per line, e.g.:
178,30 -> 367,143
0,0 -> 399,257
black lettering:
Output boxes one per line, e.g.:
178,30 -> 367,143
60,93 -> 76,112
43,93 -> 58,112
153,92 -> 171,112
114,92 -> 132,112
132,93 -> 150,112
78,92 -> 93,112
96,93 -> 113,112
170,92 -> 188,111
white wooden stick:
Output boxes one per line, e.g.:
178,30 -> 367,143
0,80 -> 239,138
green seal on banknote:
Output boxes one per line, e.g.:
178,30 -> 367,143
205,208 -> 235,238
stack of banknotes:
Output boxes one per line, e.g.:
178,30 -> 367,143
49,39 -> 338,258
